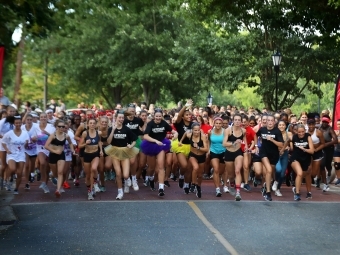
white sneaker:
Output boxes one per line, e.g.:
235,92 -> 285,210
323,184 -> 330,192
60,187 -> 65,193
94,182 -> 101,193
132,181 -> 139,191
275,189 -> 282,196
124,184 -> 130,193
240,182 -> 244,189
223,186 -> 230,193
41,183 -> 50,193
116,192 -> 123,200
126,178 -> 132,187
272,181 -> 278,191
68,173 -> 73,180
88,191 -> 94,200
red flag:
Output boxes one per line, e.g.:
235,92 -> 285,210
332,72 -> 340,130
0,46 -> 4,90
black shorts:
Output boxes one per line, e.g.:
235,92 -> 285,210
49,152 -> 65,164
252,154 -> 262,163
189,152 -> 206,164
28,154 -> 37,158
79,147 -> 85,158
291,156 -> 311,171
83,150 -> 100,163
210,151 -> 225,164
260,151 -> 279,166
312,150 -> 323,161
224,149 -> 243,162
334,150 -> 340,157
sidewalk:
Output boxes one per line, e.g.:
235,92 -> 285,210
0,189 -> 16,232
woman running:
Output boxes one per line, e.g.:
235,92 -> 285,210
223,114 -> 248,201
106,111 -> 139,200
62,121 -> 77,191
0,106 -> 16,190
141,109 -> 178,196
79,118 -> 103,200
45,119 -> 75,197
98,116 -> 112,192
256,115 -> 284,201
272,120 -> 292,196
282,124 -> 314,200
2,116 -> 29,194
21,114 -> 39,190
171,99 -> 193,193
208,117 -> 226,197
36,113 -> 56,193
179,123 -> 208,198
307,117 -> 325,192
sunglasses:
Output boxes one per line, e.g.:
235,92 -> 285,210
58,126 -> 66,128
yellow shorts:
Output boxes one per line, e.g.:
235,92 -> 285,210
171,139 -> 190,157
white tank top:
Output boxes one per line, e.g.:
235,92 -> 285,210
311,129 -> 320,144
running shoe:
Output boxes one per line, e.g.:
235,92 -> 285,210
74,179 -> 80,187
202,174 -> 209,180
104,172 -> 110,181
158,188 -> 165,196
264,193 -> 272,201
275,189 -> 282,197
261,186 -> 266,197
316,178 -> 320,188
143,179 -> 149,187
6,181 -> 12,192
94,182 -> 101,193
189,184 -> 196,193
334,179 -> 340,185
13,189 -> 19,195
223,186 -> 230,193
243,184 -> 251,191
124,184 -> 130,193
164,180 -> 170,187
178,178 -> 184,188
272,181 -> 278,191
216,188 -> 222,197
126,178 -> 132,187
29,174 -> 35,183
132,180 -> 139,191
59,187 -> 65,193
63,181 -> 71,189
170,174 -> 177,182
116,192 -> 123,200
184,187 -> 190,194
25,183 -> 30,190
292,187 -> 296,195
235,191 -> 242,201
88,190 -> 94,200
51,177 -> 57,186
253,179 -> 258,187
196,186 -> 202,198
306,192 -> 312,199
240,182 -> 244,189
110,171 -> 116,181
55,190 -> 61,198
323,184 -> 330,192
100,186 -> 106,192
294,194 -> 301,201
149,180 -> 155,191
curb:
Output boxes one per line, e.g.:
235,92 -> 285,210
0,205 -> 17,232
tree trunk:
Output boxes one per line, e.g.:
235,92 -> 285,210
14,35 -> 24,108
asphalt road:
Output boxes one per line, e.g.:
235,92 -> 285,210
1,201 -> 340,255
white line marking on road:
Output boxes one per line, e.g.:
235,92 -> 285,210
188,201 -> 239,255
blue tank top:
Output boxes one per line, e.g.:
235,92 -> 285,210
210,128 -> 225,154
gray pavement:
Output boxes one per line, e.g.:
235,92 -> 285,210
0,201 -> 340,255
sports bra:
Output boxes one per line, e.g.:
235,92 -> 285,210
311,129 -> 320,144
190,133 -> 203,148
51,133 -> 66,146
228,126 -> 244,142
85,130 -> 100,145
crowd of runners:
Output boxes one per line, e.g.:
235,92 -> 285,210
0,99 -> 339,202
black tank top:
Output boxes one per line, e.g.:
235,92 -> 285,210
190,133 -> 203,148
86,130 -> 100,145
228,127 -> 244,142
51,133 -> 66,146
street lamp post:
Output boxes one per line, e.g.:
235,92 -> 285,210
207,92 -> 213,106
272,50 -> 282,112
